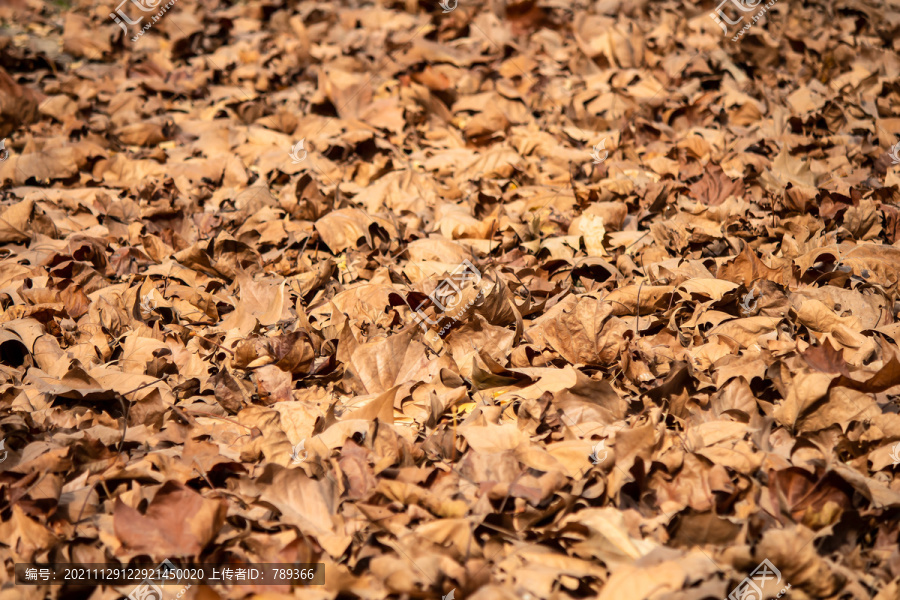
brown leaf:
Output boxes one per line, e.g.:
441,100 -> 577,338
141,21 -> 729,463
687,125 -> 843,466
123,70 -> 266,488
687,164 -> 744,207
113,481 -> 226,556
0,66 -> 41,137
528,295 -> 629,366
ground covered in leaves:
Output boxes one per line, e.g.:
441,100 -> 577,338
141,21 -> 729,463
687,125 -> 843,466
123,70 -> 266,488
2,0 -> 900,598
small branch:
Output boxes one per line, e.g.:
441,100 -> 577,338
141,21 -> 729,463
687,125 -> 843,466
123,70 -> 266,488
73,482 -> 99,533
192,461 -> 216,489
116,395 -> 130,454
186,331 -> 235,356
115,379 -> 163,455
181,409 -> 253,431
634,279 -> 645,337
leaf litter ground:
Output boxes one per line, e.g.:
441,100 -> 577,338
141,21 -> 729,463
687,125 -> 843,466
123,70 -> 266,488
1,0 -> 900,599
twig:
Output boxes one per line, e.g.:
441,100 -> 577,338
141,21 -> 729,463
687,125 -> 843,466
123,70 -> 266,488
181,409 -> 254,431
299,233 -> 311,259
488,219 -> 498,256
388,246 -> 408,262
186,331 -> 235,356
624,231 -> 650,250
635,279 -> 645,337
115,379 -> 163,455
121,378 -> 164,397
452,405 -> 458,462
116,395 -> 130,454
73,482 -> 99,533
192,461 -> 216,489
168,404 -> 199,427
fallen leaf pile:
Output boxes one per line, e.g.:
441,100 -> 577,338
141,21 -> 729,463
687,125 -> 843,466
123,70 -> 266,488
2,0 -> 900,598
